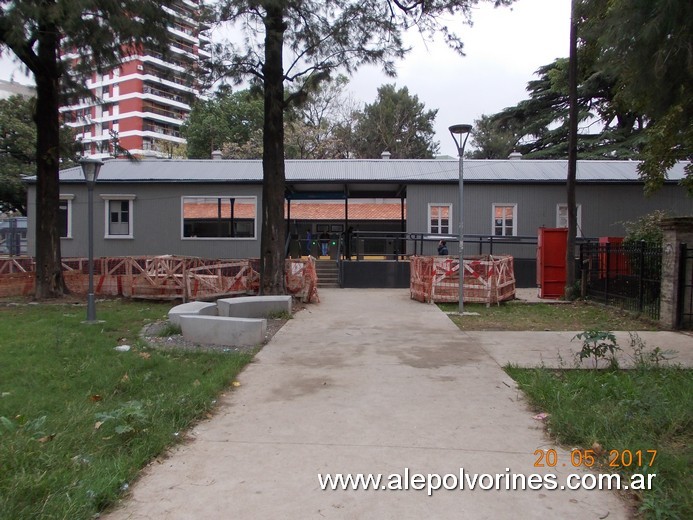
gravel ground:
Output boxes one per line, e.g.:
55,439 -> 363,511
140,301 -> 305,353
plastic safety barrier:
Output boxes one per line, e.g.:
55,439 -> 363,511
410,255 -> 516,304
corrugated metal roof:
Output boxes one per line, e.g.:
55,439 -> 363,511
47,158 -> 688,184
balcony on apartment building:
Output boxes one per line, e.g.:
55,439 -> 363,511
142,121 -> 183,138
142,63 -> 197,91
141,101 -> 187,122
144,49 -> 195,72
142,84 -> 193,107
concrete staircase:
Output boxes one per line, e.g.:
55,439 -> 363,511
315,260 -> 340,288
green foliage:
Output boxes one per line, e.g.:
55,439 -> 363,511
440,301 -> 656,332
467,114 -> 517,159
0,0 -> 176,297
157,322 -> 183,337
629,332 -> 677,369
181,89 -> 264,159
0,299 -> 254,519
475,56 -> 644,160
0,415 -> 47,438
474,0 -> 691,195
352,84 -> 439,158
208,0 -> 515,294
506,364 -> 693,519
621,210 -> 666,246
0,95 -> 76,215
95,401 -> 148,436
267,310 -> 292,320
636,105 -> 693,196
580,0 -> 693,194
572,329 -> 620,369
284,75 -> 356,159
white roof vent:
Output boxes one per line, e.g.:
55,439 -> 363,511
381,150 -> 391,160
508,151 -> 522,160
211,150 -> 223,160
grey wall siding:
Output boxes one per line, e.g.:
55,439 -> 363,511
407,183 -> 692,257
575,184 -> 691,237
27,183 -> 263,259
26,177 -> 690,261
405,184 -> 457,256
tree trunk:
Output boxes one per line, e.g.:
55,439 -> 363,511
565,0 -> 579,299
34,19 -> 66,299
260,2 -> 287,295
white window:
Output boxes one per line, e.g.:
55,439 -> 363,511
428,203 -> 452,235
182,196 -> 257,239
100,194 -> 136,238
59,195 -> 74,239
492,204 -> 517,236
556,203 -> 583,237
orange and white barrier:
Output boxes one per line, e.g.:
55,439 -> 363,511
410,255 -> 516,304
0,255 -> 319,302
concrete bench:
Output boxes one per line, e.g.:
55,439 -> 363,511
217,295 -> 292,319
178,315 -> 267,347
168,301 -> 218,326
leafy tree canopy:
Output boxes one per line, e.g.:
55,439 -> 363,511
470,56 -> 645,160
208,0 -> 514,294
0,0 -> 176,297
285,75 -> 357,159
470,0 -> 691,194
581,0 -> 692,194
352,84 -> 439,159
0,94 -> 76,215
182,88 -> 264,159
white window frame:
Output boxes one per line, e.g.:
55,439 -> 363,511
59,194 -> 74,239
181,195 -> 258,240
556,203 -> 583,237
427,203 -> 453,235
100,194 -> 136,239
492,203 -> 518,236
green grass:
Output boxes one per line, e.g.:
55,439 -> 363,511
506,364 -> 692,519
0,299 -> 254,520
439,300 -> 658,331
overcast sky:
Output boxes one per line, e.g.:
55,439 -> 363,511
0,0 -> 570,157
348,0 -> 571,156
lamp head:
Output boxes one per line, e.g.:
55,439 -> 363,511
448,124 -> 473,155
80,157 -> 104,186
448,124 -> 473,136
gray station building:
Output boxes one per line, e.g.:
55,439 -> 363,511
25,158 -> 691,287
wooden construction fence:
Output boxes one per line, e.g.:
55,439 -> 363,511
0,256 -> 319,302
410,255 -> 516,304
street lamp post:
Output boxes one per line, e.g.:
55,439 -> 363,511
80,157 -> 104,323
448,124 -> 473,314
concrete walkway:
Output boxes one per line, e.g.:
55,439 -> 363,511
105,289 -> 691,519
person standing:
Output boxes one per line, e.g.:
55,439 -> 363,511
306,230 -> 312,256
437,240 -> 448,255
320,230 -> 330,256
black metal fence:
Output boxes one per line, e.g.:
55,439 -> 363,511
580,241 -> 662,320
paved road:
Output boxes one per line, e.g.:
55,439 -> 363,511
103,289 -> 691,519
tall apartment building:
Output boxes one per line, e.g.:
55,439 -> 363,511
60,0 -> 209,158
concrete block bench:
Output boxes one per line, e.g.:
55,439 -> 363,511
217,295 -> 292,319
168,301 -> 218,326
178,315 -> 267,347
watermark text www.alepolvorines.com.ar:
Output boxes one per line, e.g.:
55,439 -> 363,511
318,468 -> 657,496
